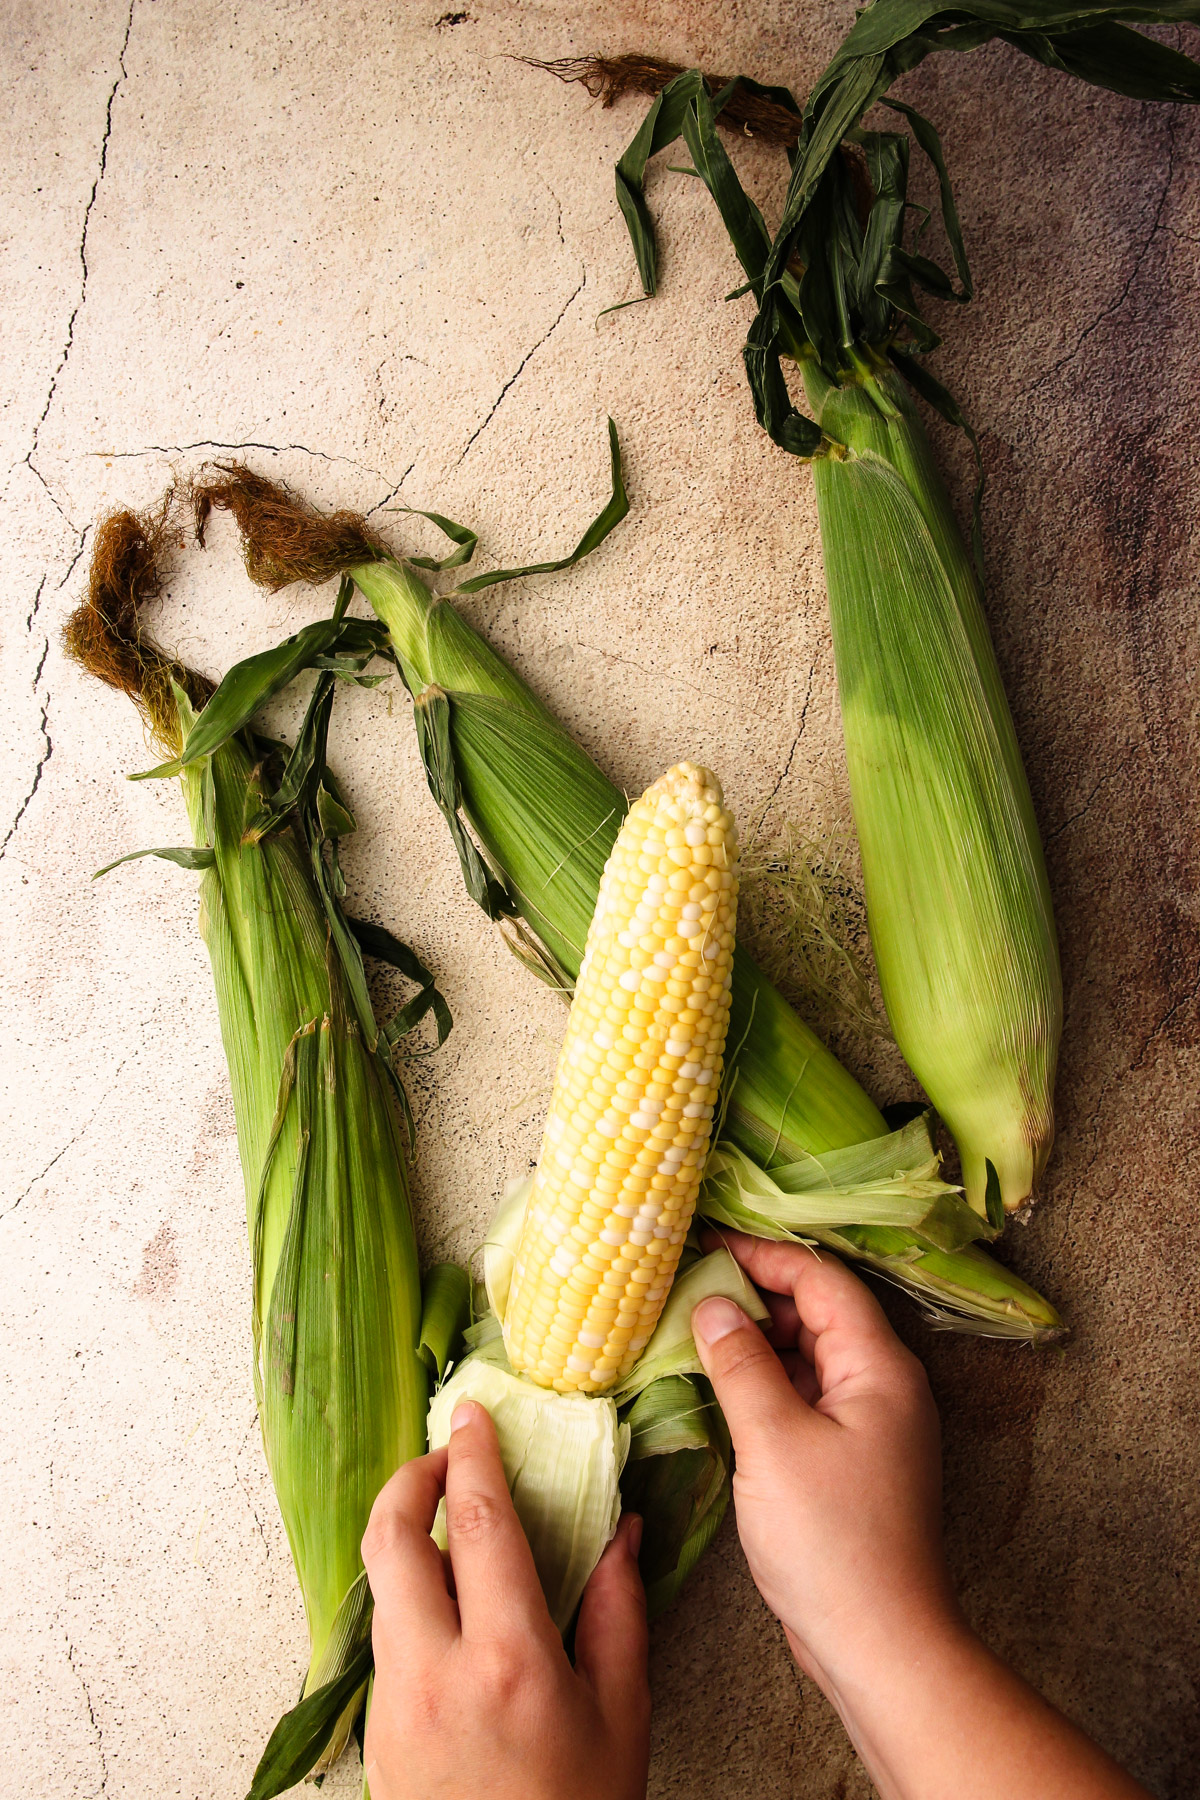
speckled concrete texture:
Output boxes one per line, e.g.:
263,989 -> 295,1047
1,3 -> 1197,1796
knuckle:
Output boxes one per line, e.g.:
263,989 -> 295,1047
413,1681 -> 443,1733
886,1343 -> 933,1405
712,1330 -> 772,1384
360,1510 -> 399,1567
361,1509 -> 419,1569
450,1491 -> 505,1543
473,1639 -> 533,1708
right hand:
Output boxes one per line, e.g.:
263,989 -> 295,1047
691,1231 -> 957,1692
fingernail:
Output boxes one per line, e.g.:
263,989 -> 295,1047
625,1513 -> 643,1557
450,1401 -> 478,1432
692,1296 -> 746,1344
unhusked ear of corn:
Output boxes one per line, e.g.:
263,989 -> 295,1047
503,763 -> 738,1392
64,507 -> 439,1782
593,68 -> 1065,1216
805,360 -> 1061,1216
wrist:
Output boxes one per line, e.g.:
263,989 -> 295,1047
786,1578 -> 969,1708
796,1594 -> 985,1800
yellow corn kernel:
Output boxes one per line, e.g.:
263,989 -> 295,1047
503,763 -> 738,1393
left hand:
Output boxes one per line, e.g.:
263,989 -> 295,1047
361,1398 -> 651,1800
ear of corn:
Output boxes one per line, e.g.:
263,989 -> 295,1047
805,359 -> 1061,1213
177,687 -> 432,1764
186,471 -> 1063,1339
441,1178 -> 767,1625
592,71 -> 1064,1216
503,762 -> 739,1393
66,516 -> 439,1778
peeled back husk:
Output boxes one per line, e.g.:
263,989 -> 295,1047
428,1361 -> 627,1632
440,1183 -> 769,1624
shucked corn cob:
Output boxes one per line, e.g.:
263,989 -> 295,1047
505,763 -> 738,1392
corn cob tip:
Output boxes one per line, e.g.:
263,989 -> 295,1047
503,760 -> 739,1395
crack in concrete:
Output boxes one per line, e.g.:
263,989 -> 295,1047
577,640 -> 724,702
24,574 -> 46,640
66,1637 -> 109,1797
25,0 -> 134,478
57,526 -> 92,593
763,734 -> 801,815
26,455 -> 82,533
1130,963 -> 1200,1073
754,660 -> 817,832
97,437 -> 387,482
235,1415 -> 272,1560
1043,749 -> 1137,844
456,270 -> 586,465
2,1060 -> 128,1222
1021,111 -> 1176,401
0,580 -> 54,867
366,459 -> 417,520
534,167 -> 566,249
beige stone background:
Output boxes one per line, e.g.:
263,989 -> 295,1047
2,1 -> 1198,1795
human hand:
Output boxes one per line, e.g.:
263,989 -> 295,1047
360,1399 -> 650,1800
691,1231 -> 956,1695
692,1234 -> 1153,1800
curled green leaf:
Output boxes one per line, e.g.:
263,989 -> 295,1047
453,419 -> 629,593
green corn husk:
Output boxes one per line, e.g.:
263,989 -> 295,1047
572,16 -> 1200,1212
186,465 -> 1063,1340
701,1123 -> 1062,1340
620,1374 -> 732,1620
805,353 -> 1060,1214
568,56 -> 1074,1218
65,510 -> 439,1785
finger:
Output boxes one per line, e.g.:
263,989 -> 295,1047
444,1400 -> 556,1643
712,1233 -> 912,1406
699,1225 -> 821,1290
362,1448 -> 458,1655
692,1294 -> 816,1461
574,1515 -> 651,1742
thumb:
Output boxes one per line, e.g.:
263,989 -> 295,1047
692,1296 -> 808,1459
574,1514 -> 650,1737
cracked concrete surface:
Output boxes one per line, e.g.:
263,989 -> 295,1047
2,3 -> 1198,1796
